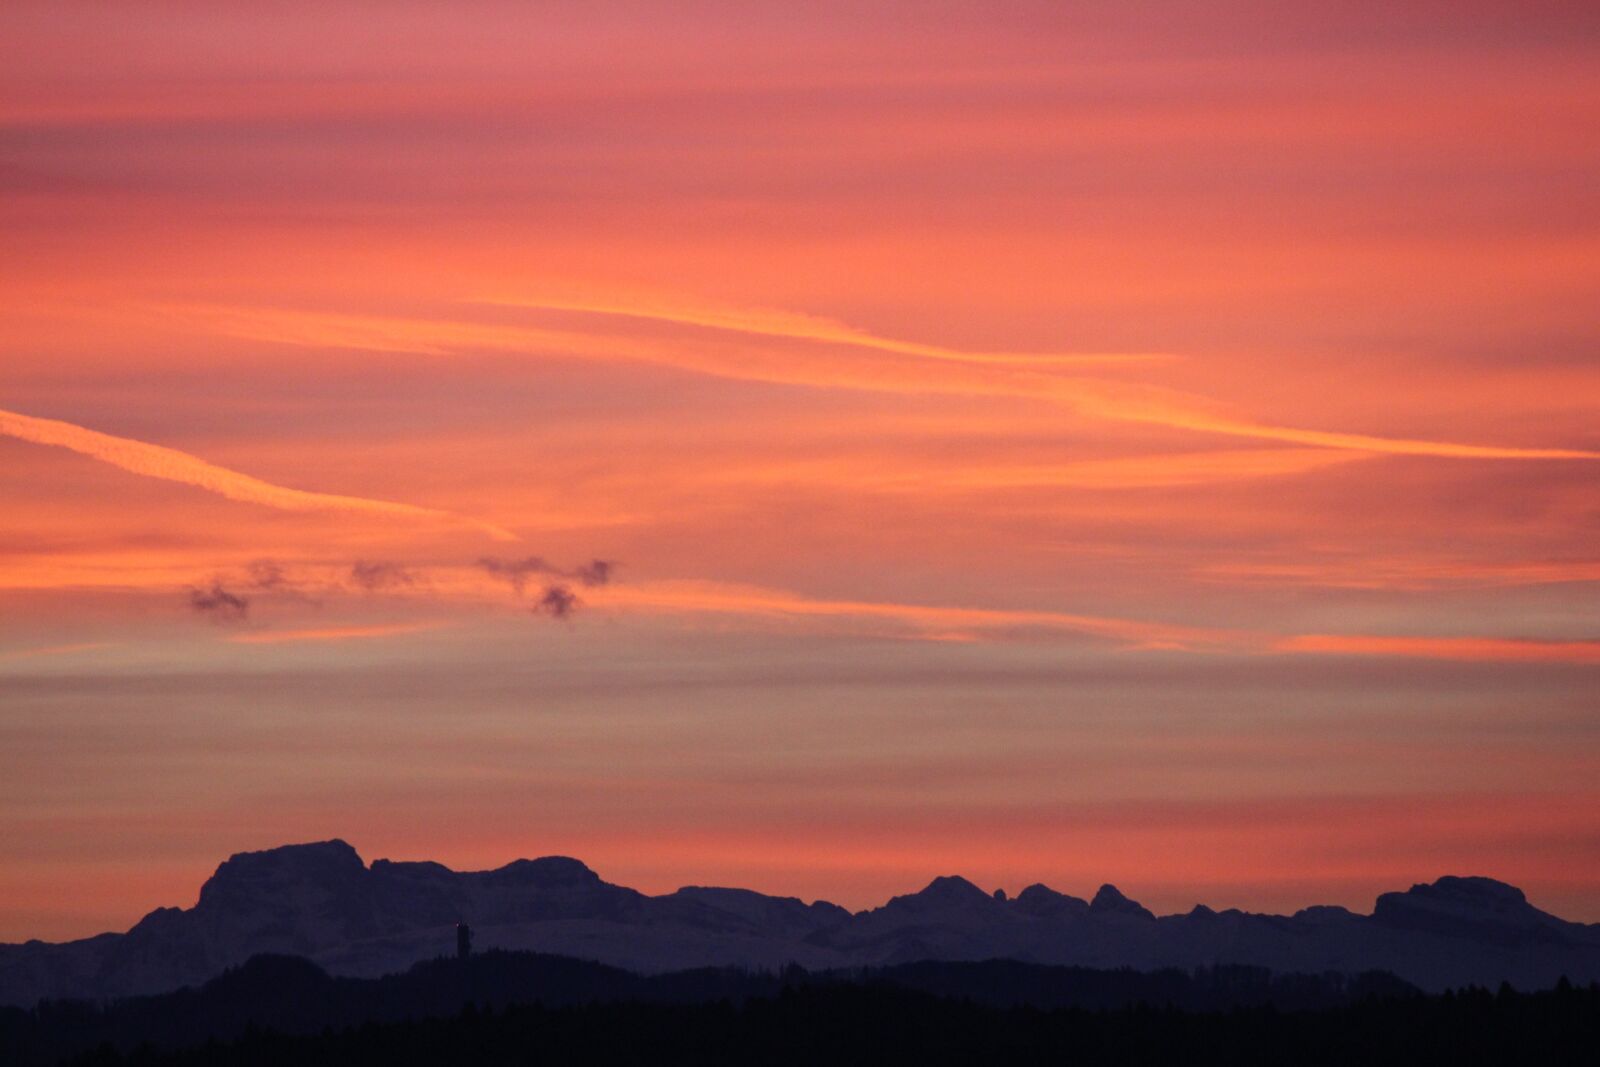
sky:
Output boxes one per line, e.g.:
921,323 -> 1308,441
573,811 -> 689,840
1,1 -> 1597,941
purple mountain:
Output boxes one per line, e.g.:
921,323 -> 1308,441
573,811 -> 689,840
3,840 -> 1597,1006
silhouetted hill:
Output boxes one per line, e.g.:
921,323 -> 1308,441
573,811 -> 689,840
4,839 -> 1598,1006
1,952 -> 1594,1067
0,948 -> 1430,1065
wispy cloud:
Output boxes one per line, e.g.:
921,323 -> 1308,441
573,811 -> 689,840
475,555 -> 613,619
187,581 -> 249,622
1195,558 -> 1600,591
1276,633 -> 1600,664
592,580 -> 1600,663
476,555 -> 561,595
533,584 -> 581,618
241,558 -> 324,604
348,560 -> 418,592
0,642 -> 113,663
227,621 -> 446,645
477,556 -> 616,595
0,406 -> 518,540
158,303 -> 1599,462
598,579 -> 1248,651
472,292 -> 1168,367
715,448 -> 1372,491
571,559 -> 615,587
245,559 -> 291,590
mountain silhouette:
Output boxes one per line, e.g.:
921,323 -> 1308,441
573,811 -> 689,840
3,839 -> 1597,1007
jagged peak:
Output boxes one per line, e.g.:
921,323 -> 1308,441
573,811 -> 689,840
919,875 -> 989,900
883,874 -> 993,911
1090,884 -> 1153,919
1013,884 -> 1089,917
1090,883 -> 1127,907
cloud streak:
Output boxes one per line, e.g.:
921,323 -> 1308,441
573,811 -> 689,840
595,580 -> 1600,663
1277,634 -> 1600,664
0,642 -> 113,664
227,621 -> 445,645
598,579 -> 1247,651
473,293 -> 1169,367
715,448 -> 1373,491
160,304 -> 1599,462
0,406 -> 518,540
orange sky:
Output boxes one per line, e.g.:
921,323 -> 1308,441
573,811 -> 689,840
1,1 -> 1597,940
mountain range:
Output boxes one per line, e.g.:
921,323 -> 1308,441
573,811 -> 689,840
3,839 -> 1597,1006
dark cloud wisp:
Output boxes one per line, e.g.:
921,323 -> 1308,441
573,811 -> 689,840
348,560 -> 417,592
476,555 -> 561,595
533,583 -> 580,619
572,559 -> 615,587
245,559 -> 289,590
187,582 -> 249,622
478,556 -> 617,594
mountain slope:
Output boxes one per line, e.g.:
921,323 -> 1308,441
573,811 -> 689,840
3,840 -> 1597,1005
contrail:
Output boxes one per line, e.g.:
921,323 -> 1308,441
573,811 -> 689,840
471,294 -> 1170,367
0,406 -> 518,540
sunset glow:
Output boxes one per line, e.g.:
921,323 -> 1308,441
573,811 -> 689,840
1,1 -> 1597,942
